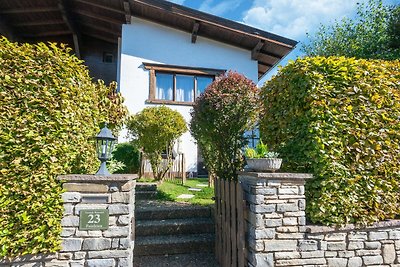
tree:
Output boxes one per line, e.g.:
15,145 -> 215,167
302,0 -> 400,60
190,71 -> 259,181
127,106 -> 187,181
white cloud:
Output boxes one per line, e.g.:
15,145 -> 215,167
242,0 -> 359,41
168,0 -> 186,5
199,0 -> 243,16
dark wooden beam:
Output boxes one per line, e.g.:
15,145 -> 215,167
123,1 -> 132,24
191,22 -> 200,43
80,23 -> 121,36
73,10 -> 124,25
251,40 -> 264,60
0,17 -> 17,41
14,20 -> 65,27
258,61 -> 273,68
81,31 -> 118,44
22,30 -> 72,37
59,0 -> 81,58
0,7 -> 59,14
74,0 -> 125,14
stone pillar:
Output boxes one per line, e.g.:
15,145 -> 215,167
239,172 -> 313,267
57,174 -> 137,267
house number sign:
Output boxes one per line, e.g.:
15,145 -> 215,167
79,209 -> 109,230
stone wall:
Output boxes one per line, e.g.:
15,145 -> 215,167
0,174 -> 137,267
239,172 -> 400,267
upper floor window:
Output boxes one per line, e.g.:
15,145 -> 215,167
143,63 -> 224,105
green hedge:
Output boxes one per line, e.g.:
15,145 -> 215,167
260,56 -> 400,225
112,142 -> 140,174
0,37 -> 127,257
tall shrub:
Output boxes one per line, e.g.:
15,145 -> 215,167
190,71 -> 259,181
112,142 -> 140,174
0,37 -> 127,257
260,56 -> 400,225
127,106 -> 186,181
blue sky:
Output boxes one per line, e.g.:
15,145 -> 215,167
168,0 -> 398,85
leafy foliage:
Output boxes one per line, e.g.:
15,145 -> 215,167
244,140 -> 279,159
111,142 -> 140,174
302,0 -> 400,60
190,71 -> 259,181
260,56 -> 400,225
0,37 -> 127,257
127,106 -> 186,181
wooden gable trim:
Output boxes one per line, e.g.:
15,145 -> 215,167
143,62 -> 225,76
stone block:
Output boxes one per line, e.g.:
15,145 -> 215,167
389,230 -> 400,240
111,192 -> 130,203
348,257 -> 362,267
63,183 -> 108,193
103,226 -> 129,238
348,232 -> 368,241
86,259 -> 115,267
276,226 -> 298,233
117,258 -> 129,267
298,216 -> 306,226
277,203 -> 298,213
60,228 -> 75,238
300,251 -> 325,258
57,253 -> 72,260
356,250 -> 381,256
121,180 -> 135,191
265,219 -> 282,227
327,258 -> 347,267
283,217 -> 298,226
254,253 -> 273,267
88,250 -> 129,259
276,233 -> 304,239
325,251 -> 337,257
45,259 -> 70,266
264,240 -> 297,252
365,241 -> 381,249
74,204 -> 108,215
254,228 -> 275,239
61,238 -> 83,252
383,244 -> 396,264
348,241 -> 364,250
337,251 -> 354,258
299,240 -> 318,251
73,252 -> 86,260
326,241 -> 346,251
369,231 -> 388,241
278,186 -> 298,195
325,233 -> 346,241
69,261 -> 85,267
276,258 -> 326,266
248,213 -> 265,228
117,215 -> 130,226
61,192 -> 81,203
63,204 -> 74,216
362,255 -> 383,265
249,239 -> 264,251
108,204 -> 130,215
82,238 -> 112,251
119,238 -> 130,249
274,252 -> 300,260
61,216 -> 79,227
298,199 -> 306,210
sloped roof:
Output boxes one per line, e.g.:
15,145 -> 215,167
0,0 -> 297,79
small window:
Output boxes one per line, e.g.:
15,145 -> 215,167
144,63 -> 225,105
103,52 -> 113,63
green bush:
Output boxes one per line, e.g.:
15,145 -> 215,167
260,56 -> 400,225
127,106 -> 186,181
0,37 -> 127,257
190,71 -> 259,181
112,142 -> 140,174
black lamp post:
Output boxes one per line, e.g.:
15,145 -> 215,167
95,123 -> 117,175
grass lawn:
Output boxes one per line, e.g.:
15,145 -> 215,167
156,178 -> 215,206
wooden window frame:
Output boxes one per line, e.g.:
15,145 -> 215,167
143,62 -> 225,106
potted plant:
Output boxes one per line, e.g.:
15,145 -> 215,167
244,140 -> 282,172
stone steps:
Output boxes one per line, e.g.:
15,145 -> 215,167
136,203 -> 211,220
135,183 -> 158,200
133,233 -> 215,256
133,253 -> 219,267
136,217 -> 214,236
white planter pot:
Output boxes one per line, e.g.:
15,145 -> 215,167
246,158 -> 282,172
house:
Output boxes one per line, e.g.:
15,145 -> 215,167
0,0 -> 297,176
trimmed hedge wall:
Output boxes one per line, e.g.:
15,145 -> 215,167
260,56 -> 400,225
0,38 -> 127,257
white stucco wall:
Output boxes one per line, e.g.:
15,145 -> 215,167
119,16 -> 258,173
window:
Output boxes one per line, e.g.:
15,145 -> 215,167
144,63 -> 224,105
103,52 -> 113,63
